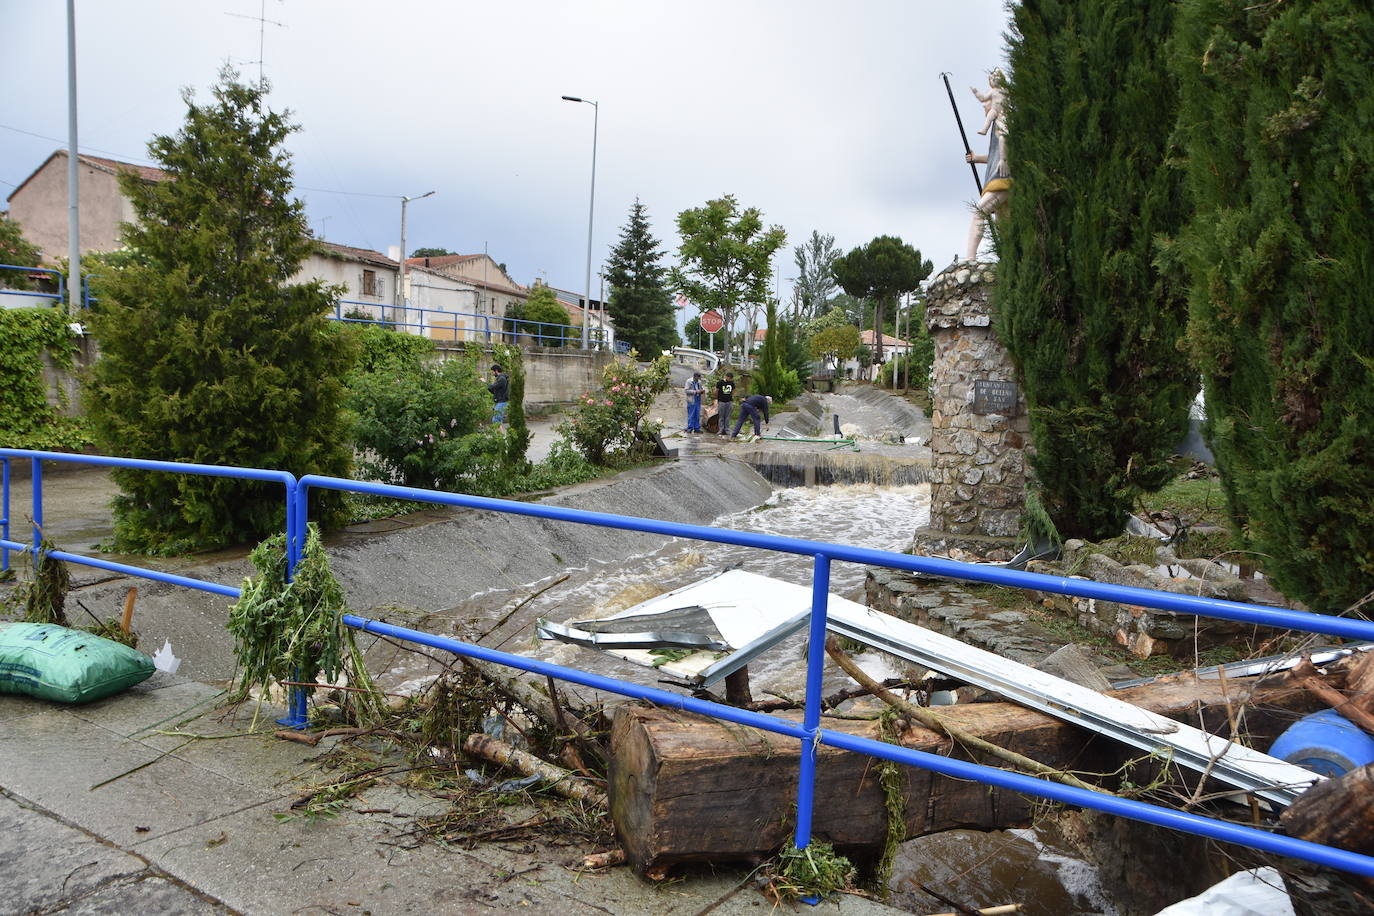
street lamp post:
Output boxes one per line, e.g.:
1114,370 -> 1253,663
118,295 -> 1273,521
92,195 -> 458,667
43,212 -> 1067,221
561,95 -> 598,350
397,190 -> 435,322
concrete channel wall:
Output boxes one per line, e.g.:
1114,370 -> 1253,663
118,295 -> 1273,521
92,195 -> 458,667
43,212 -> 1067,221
62,456 -> 773,681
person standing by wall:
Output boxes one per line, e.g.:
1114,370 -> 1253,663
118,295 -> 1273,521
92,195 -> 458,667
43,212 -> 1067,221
714,370 -> 736,437
487,364 -> 509,427
731,393 -> 771,439
684,371 -> 706,433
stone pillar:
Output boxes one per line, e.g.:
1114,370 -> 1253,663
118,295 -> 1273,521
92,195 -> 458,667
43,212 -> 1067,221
913,260 -> 1031,562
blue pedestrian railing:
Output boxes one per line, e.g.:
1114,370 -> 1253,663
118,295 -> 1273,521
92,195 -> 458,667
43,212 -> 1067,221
6,447 -> 1374,881
330,298 -> 609,349
0,264 -> 65,308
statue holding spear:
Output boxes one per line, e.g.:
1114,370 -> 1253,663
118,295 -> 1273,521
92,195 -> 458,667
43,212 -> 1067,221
943,69 -> 1011,261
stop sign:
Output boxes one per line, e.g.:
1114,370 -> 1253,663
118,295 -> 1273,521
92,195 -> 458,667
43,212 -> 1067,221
700,309 -> 724,334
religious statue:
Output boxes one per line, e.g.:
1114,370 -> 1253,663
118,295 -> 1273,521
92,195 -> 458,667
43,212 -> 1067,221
964,69 -> 1010,261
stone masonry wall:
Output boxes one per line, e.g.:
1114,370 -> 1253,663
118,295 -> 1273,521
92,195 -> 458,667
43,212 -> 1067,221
914,259 -> 1031,561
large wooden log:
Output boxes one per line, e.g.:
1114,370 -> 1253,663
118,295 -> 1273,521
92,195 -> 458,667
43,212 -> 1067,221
609,675 -> 1323,874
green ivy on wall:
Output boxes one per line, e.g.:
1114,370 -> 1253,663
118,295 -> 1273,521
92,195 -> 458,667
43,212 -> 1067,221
0,308 -> 90,452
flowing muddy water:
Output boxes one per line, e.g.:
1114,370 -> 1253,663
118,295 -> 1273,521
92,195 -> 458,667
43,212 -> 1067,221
366,478 -> 1118,915
375,480 -> 931,698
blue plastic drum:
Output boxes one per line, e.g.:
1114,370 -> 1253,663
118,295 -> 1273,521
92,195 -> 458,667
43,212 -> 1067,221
1269,709 -> 1374,778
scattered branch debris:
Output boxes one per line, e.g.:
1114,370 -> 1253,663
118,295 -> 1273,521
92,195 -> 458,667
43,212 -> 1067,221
463,733 -> 607,807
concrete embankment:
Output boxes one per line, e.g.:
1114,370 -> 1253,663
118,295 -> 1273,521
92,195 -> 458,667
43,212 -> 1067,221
59,456 -> 773,681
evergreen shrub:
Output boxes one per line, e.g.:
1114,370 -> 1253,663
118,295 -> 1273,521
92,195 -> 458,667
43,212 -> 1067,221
1173,0 -> 1374,610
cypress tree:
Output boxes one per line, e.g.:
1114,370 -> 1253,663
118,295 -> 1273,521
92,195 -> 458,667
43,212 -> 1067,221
85,70 -> 352,554
1173,0 -> 1374,610
604,199 -> 677,355
998,0 -> 1196,541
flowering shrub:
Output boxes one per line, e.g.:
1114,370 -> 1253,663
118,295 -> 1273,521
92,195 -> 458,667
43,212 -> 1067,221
558,355 -> 669,464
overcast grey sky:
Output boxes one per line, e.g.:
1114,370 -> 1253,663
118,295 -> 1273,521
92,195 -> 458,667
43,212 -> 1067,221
3,0 -> 1010,303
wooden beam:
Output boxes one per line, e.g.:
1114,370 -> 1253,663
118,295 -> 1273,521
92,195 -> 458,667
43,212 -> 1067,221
609,675 -> 1323,874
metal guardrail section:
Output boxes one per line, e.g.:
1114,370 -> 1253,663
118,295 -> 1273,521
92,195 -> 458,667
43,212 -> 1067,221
824,598 -> 1320,808
5,449 -> 1374,879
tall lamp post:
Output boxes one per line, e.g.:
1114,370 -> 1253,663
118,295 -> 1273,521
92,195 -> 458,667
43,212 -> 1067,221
561,94 -> 598,350
396,190 -> 435,321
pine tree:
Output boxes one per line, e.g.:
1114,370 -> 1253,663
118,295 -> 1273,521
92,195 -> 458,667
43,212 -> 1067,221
831,236 -> 931,366
1173,0 -> 1374,610
604,199 -> 677,355
85,70 -> 352,554
792,230 -> 840,321
998,0 -> 1195,542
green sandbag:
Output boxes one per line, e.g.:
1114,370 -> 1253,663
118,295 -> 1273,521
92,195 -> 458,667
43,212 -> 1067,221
0,622 -> 155,704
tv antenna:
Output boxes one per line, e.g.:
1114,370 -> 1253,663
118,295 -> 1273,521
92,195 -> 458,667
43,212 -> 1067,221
225,0 -> 285,85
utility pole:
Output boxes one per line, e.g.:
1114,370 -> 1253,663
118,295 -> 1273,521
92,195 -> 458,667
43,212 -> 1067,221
396,191 -> 435,322
66,0 -> 80,311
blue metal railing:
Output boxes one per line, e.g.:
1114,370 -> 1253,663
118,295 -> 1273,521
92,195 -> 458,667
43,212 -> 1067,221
0,450 -> 307,726
331,298 -> 609,348
0,265 -> 98,310
6,448 -> 1374,879
0,264 -> 65,307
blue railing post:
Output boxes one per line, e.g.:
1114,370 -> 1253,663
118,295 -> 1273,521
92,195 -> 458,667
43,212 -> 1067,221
30,457 -> 42,575
794,553 -> 832,851
277,479 -> 310,729
1,457 -> 8,572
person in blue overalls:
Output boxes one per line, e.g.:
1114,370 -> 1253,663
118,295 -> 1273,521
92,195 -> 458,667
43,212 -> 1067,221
684,371 -> 706,433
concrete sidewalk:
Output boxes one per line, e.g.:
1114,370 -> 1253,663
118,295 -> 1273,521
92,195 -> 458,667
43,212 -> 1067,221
1,675 -> 904,915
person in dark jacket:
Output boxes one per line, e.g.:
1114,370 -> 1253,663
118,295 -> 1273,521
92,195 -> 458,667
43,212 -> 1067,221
487,364 -> 509,425
714,371 -> 736,437
731,393 -> 771,438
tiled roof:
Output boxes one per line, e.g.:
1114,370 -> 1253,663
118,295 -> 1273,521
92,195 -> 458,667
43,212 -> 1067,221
7,149 -> 167,203
860,329 -> 910,347
403,254 -> 481,268
76,152 -> 167,183
314,240 -> 397,269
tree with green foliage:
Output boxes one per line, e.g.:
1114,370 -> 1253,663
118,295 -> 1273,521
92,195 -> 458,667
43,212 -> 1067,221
346,348 -> 503,492
1172,0 -> 1374,610
804,304 -> 857,337
604,199 -> 677,355
520,284 -> 571,346
998,0 -> 1195,543
0,216 -> 42,291
683,315 -> 705,350
669,195 -> 786,365
810,324 -> 861,373
84,70 -> 352,554
753,299 -> 801,401
792,230 -> 840,321
409,247 -> 456,259
831,235 -> 932,366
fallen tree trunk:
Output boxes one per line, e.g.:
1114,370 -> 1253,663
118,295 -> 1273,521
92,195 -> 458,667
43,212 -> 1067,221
609,674 -> 1323,874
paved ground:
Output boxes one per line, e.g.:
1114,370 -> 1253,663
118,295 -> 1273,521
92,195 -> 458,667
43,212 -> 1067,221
0,674 -> 907,915
1,384 -> 928,916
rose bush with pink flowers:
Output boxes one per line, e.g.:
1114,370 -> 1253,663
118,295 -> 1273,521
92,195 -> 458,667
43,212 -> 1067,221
558,355 -> 669,465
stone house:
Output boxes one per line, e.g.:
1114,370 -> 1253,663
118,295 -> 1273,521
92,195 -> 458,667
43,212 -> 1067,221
292,241 -> 399,321
5,150 -> 166,262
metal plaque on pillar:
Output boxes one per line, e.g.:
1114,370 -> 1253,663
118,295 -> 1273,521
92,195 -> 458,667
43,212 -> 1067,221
972,379 -> 1019,415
